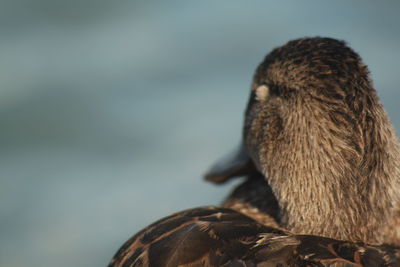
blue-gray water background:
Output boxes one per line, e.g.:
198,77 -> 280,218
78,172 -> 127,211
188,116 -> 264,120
1,1 -> 400,266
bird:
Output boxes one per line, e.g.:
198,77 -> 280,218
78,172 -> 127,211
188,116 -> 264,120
108,37 -> 400,266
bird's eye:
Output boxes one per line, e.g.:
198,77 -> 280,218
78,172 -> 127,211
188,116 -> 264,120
255,84 -> 269,101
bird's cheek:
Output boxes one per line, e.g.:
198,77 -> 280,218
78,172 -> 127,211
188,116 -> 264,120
245,109 -> 284,173
244,113 -> 267,171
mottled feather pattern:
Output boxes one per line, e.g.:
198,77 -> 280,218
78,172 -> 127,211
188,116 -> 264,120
108,207 -> 283,266
109,207 -> 400,267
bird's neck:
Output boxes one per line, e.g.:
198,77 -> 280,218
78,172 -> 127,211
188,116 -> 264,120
263,100 -> 400,244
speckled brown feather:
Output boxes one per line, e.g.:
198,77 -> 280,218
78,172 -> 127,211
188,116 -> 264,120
221,173 -> 281,228
108,207 -> 400,267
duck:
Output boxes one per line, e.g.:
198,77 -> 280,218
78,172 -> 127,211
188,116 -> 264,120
108,37 -> 400,266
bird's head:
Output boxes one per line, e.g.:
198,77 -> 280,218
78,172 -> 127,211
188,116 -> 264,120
244,37 -> 373,182
206,37 -> 400,242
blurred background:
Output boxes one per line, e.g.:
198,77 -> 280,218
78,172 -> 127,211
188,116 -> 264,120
1,1 -> 400,266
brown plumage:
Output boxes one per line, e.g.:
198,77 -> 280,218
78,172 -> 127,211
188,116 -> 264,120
109,207 -> 400,266
109,37 -> 400,266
